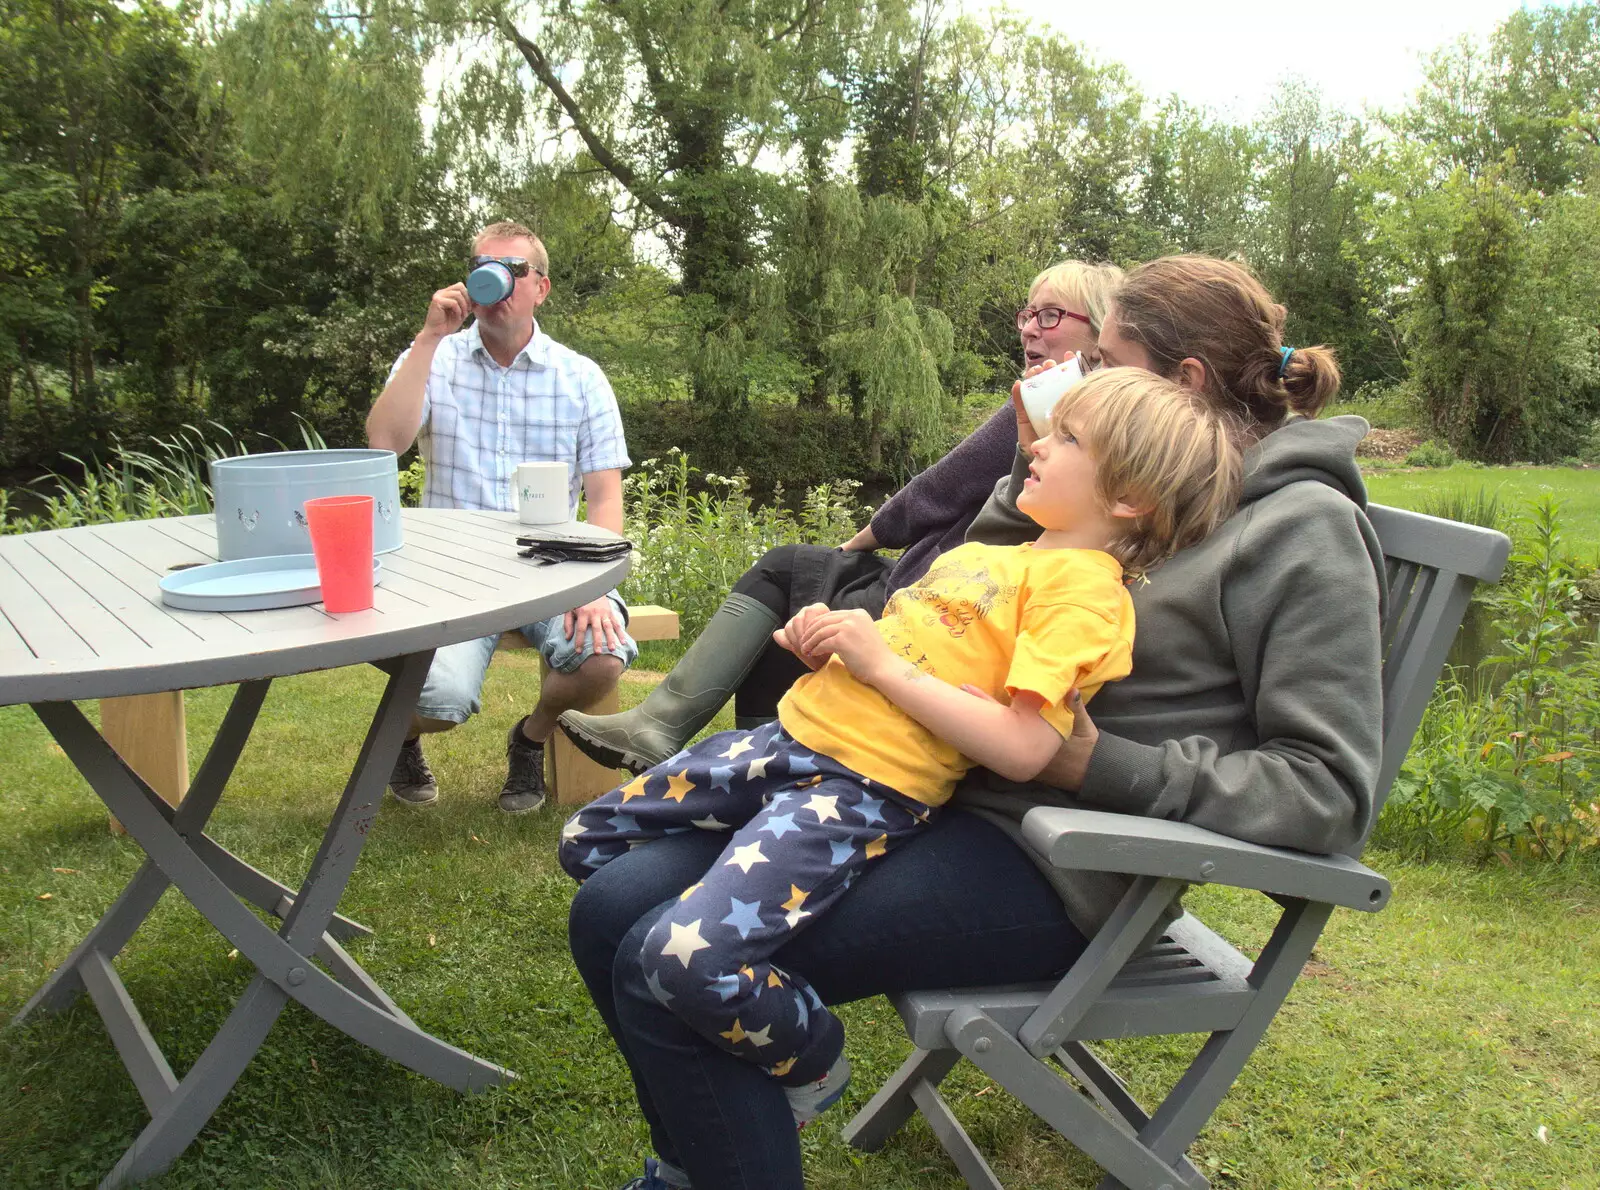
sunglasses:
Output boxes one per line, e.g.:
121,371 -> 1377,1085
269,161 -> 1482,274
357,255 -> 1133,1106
1016,306 -> 1091,331
469,255 -> 546,279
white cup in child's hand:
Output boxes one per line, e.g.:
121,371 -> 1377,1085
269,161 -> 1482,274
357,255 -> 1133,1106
1017,356 -> 1087,439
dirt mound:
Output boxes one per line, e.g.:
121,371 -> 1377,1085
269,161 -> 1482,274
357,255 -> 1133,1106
1356,428 -> 1423,460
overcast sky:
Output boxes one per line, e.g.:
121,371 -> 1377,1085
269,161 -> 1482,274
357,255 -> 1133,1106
985,0 -> 1571,120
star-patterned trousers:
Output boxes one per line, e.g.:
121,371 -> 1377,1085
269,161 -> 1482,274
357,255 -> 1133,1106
558,719 -> 933,1085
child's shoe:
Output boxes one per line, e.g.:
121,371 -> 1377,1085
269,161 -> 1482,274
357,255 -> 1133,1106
785,1051 -> 851,1127
619,1156 -> 690,1189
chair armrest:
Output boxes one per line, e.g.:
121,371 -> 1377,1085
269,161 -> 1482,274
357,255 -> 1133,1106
1020,806 -> 1391,912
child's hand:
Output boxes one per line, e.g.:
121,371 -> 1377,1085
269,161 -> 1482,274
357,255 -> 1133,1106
773,603 -> 831,670
1010,353 -> 1080,450
799,609 -> 896,684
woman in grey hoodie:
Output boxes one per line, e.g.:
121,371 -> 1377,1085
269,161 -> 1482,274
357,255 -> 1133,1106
571,255 -> 1384,1190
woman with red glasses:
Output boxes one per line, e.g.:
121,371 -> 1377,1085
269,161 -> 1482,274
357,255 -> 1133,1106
558,260 -> 1124,774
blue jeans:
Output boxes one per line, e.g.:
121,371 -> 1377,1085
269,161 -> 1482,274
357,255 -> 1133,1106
415,593 -> 638,724
562,722 -> 933,1086
568,809 -> 1091,1190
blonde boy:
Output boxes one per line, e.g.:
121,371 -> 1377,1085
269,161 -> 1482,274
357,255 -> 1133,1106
559,368 -> 1242,1123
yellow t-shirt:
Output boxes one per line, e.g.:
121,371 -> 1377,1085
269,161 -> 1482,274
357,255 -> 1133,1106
778,542 -> 1135,806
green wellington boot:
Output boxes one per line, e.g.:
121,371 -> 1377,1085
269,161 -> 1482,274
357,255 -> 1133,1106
558,592 -> 782,774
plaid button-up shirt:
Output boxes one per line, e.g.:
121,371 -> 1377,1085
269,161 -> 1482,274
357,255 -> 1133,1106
390,321 -> 630,514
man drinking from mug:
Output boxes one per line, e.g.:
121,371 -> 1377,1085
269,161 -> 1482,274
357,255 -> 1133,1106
367,219 -> 635,813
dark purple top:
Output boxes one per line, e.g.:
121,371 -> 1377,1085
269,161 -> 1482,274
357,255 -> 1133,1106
869,403 -> 1022,593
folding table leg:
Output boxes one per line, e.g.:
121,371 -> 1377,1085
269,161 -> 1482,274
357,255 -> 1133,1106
103,972 -> 293,1188
24,653 -> 512,1190
12,681 -> 272,1026
190,833 -> 373,942
11,862 -> 171,1025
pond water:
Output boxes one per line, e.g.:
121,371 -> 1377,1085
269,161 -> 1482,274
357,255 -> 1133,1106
1445,600 -> 1598,678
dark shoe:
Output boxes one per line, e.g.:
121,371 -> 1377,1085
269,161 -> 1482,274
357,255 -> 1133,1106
498,718 -> 546,813
558,592 -> 781,774
619,1157 -> 689,1189
388,737 -> 438,805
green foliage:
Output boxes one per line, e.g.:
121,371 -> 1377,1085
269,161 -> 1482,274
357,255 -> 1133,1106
209,0 -> 432,232
618,450 -> 865,649
0,0 -> 215,453
1250,85 -> 1395,391
617,392 -> 969,499
6,0 -> 1600,475
1582,421 -> 1600,465
1404,439 -> 1459,468
1328,380 -> 1423,430
0,0 -> 484,465
4,677 -> 1600,1187
397,458 -> 426,508
1380,497 -> 1600,859
1392,4 -> 1600,194
1415,486 -> 1506,534
1373,29 -> 1600,462
0,423 -> 308,533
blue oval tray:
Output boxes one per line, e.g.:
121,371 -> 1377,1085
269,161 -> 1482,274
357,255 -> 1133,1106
159,554 -> 383,612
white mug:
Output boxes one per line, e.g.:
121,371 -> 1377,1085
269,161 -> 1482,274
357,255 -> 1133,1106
1018,356 -> 1086,439
514,461 -> 571,525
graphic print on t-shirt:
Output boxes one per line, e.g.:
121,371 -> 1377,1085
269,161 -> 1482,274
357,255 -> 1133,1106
883,555 -> 1020,644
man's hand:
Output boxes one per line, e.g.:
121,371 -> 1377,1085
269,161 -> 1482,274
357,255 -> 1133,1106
421,283 -> 472,341
799,608 -> 896,685
772,602 -> 831,670
565,596 -> 626,653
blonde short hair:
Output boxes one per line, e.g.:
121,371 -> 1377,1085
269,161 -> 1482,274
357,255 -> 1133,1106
1028,261 -> 1125,334
1050,367 -> 1243,578
473,220 -> 549,277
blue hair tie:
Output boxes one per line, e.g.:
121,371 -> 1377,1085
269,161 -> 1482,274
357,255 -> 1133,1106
1278,345 -> 1296,378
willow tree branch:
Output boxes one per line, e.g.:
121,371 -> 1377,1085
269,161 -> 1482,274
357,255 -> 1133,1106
493,13 -> 683,228
761,0 -> 821,48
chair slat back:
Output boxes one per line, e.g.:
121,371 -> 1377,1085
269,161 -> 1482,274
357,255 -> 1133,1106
1366,504 -> 1510,833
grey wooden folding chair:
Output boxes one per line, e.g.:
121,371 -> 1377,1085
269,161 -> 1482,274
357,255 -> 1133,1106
843,505 -> 1511,1190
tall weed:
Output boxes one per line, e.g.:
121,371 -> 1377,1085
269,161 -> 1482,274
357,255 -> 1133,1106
619,449 -> 866,655
1,419 -> 329,534
1381,495 -> 1600,859
1417,487 -> 1506,535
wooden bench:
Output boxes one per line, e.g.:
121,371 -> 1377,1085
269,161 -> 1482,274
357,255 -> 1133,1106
101,603 -> 679,829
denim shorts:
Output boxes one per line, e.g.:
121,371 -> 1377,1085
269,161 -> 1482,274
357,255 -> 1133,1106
414,592 -> 638,725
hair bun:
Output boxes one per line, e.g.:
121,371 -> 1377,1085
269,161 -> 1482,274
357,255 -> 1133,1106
1280,343 -> 1341,417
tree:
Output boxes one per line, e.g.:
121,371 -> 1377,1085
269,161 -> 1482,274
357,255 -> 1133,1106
1393,3 -> 1600,193
1251,84 -> 1395,389
0,0 -> 199,433
1130,100 -> 1259,262
213,0 -> 892,407
1380,157 -> 1600,460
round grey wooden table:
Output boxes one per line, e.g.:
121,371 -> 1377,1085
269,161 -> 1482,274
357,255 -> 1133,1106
0,509 -> 630,1189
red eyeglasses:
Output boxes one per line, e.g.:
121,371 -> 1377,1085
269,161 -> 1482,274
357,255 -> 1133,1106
1016,306 -> 1091,331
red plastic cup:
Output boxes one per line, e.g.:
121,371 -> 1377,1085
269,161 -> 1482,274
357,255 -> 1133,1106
303,495 -> 375,613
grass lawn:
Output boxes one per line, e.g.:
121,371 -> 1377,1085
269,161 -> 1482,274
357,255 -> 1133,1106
1365,465 -> 1600,558
3,660 -> 1598,1189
